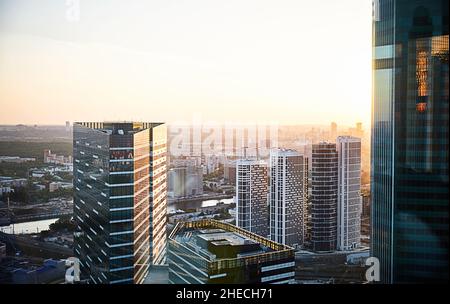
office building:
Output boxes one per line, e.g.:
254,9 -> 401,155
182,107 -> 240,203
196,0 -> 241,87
311,142 -> 338,252
372,0 -> 448,283
269,149 -> 307,248
168,219 -> 295,284
337,136 -> 362,251
73,122 -> 167,284
236,159 -> 269,238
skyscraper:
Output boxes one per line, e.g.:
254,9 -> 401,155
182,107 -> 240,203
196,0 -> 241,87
311,142 -> 338,252
73,122 -> 167,284
337,136 -> 362,251
269,149 -> 307,247
330,122 -> 338,141
236,159 -> 269,238
372,0 -> 448,283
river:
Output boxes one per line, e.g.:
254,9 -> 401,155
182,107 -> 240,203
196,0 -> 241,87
0,218 -> 59,234
0,198 -> 235,234
168,198 -> 235,212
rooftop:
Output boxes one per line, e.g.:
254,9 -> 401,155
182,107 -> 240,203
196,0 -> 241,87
174,228 -> 269,260
143,265 -> 169,284
74,122 -> 165,135
170,220 -> 293,264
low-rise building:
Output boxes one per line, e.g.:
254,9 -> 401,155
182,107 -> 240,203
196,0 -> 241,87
0,156 -> 36,163
168,219 -> 295,284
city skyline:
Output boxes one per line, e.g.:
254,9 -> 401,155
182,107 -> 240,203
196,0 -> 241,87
0,0 -> 372,126
0,0 -> 447,287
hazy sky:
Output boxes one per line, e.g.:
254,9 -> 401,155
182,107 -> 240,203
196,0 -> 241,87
0,0 -> 372,126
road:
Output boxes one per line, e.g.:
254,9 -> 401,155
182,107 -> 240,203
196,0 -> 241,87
0,231 -> 73,259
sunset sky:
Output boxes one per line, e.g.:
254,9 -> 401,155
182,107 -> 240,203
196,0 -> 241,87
0,0 -> 372,126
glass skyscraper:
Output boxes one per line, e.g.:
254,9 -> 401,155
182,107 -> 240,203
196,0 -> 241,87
73,122 -> 167,284
372,0 -> 448,283
311,143 -> 338,252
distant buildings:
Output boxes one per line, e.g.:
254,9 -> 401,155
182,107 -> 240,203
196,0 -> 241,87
1,259 -> 65,284
203,154 -> 220,175
223,159 -> 237,185
269,149 -> 307,248
337,136 -> 362,251
311,142 -> 338,252
0,177 -> 27,195
236,159 -> 269,238
48,181 -> 73,192
0,156 -> 35,163
371,0 -> 449,283
168,165 -> 203,198
168,220 -> 295,284
330,122 -> 337,141
73,122 -> 167,284
44,149 -> 72,165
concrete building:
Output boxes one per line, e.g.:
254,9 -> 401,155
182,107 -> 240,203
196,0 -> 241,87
168,219 -> 295,284
235,159 -> 268,238
0,156 -> 36,163
269,149 -> 307,248
224,160 -> 237,185
44,149 -> 72,165
337,136 -> 362,251
168,165 -> 203,198
49,182 -> 59,193
73,122 -> 167,284
311,142 -> 338,252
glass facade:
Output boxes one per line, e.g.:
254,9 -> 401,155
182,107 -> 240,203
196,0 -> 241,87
371,0 -> 448,283
311,143 -> 338,252
73,122 -> 167,284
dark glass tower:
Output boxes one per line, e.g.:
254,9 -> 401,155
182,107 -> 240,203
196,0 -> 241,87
73,122 -> 167,284
372,0 -> 448,283
311,143 -> 338,252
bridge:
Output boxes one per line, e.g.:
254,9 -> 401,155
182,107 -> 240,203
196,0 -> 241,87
168,193 -> 233,205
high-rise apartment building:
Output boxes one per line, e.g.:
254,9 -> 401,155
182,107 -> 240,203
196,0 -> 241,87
269,149 -> 307,248
236,159 -> 269,238
311,143 -> 338,252
73,122 -> 167,284
372,0 -> 448,283
168,220 -> 295,284
337,136 -> 362,251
